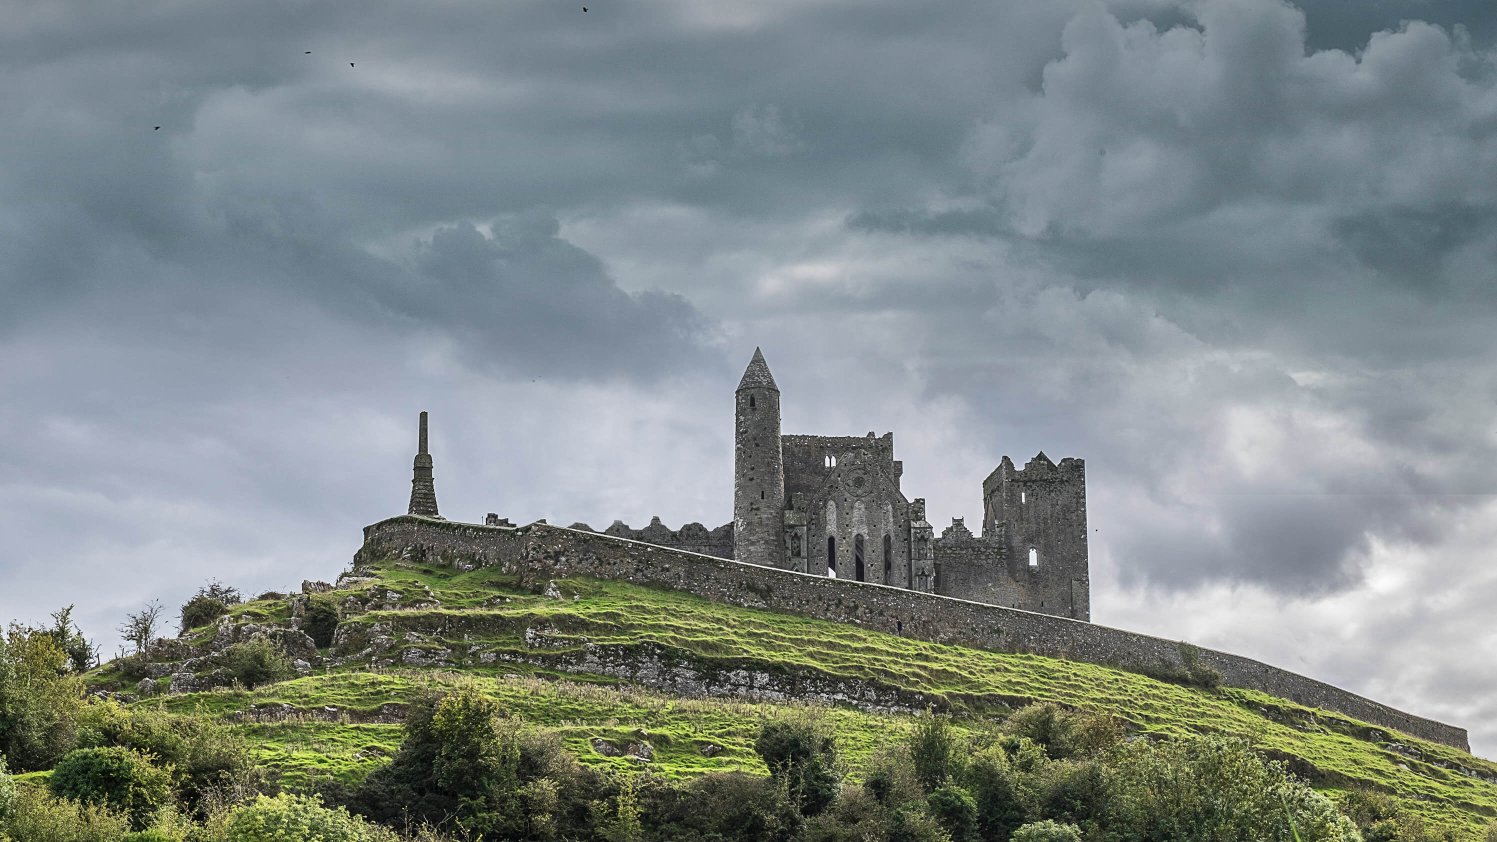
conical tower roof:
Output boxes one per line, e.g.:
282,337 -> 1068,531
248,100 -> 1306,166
736,347 -> 779,392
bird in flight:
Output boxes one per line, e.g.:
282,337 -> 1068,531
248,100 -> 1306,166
582,6 -> 588,10
154,126 -> 161,131
305,51 -> 311,55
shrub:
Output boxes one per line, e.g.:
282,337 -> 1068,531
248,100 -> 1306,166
909,711 -> 962,793
1104,735 -> 1359,842
796,783 -> 887,842
48,746 -> 174,830
179,596 -> 229,632
1176,642 -> 1223,689
755,717 -> 841,816
219,639 -> 292,689
962,744 -> 1024,842
863,746 -> 926,810
676,772 -> 799,842
225,793 -> 396,842
1003,704 -> 1123,760
351,687 -> 521,834
887,805 -> 952,842
1010,819 -> 1083,842
926,784 -> 977,842
1,785 -> 132,841
77,702 -> 257,816
0,755 -> 13,823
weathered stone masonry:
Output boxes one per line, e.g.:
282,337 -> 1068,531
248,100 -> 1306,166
358,514 -> 1470,751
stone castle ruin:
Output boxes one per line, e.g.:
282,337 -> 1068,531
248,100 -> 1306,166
375,349 -> 1469,750
417,349 -> 1090,620
732,348 -> 1089,620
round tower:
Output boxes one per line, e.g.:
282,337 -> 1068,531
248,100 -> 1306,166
734,348 -> 785,569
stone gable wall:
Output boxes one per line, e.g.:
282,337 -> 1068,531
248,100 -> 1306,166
359,515 -> 1469,751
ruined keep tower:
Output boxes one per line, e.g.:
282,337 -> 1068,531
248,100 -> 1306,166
734,348 -> 786,569
982,453 -> 1088,620
408,411 -> 441,518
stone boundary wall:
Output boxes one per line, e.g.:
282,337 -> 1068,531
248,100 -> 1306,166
359,515 -> 1470,751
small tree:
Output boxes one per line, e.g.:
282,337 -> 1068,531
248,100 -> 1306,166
180,581 -> 243,633
48,605 -> 96,673
0,625 -> 85,770
119,601 -> 164,655
909,711 -> 961,793
199,580 -> 242,606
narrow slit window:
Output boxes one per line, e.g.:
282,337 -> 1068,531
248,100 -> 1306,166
1028,547 -> 1038,569
827,536 -> 838,577
1021,490 -> 1026,504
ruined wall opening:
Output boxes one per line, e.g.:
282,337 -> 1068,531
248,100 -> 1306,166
827,536 -> 837,577
1028,547 -> 1038,569
854,534 -> 866,582
749,396 -> 755,408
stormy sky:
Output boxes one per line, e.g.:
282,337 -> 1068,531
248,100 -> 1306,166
4,0 -> 1497,755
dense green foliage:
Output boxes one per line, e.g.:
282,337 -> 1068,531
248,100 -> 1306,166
351,686 -> 607,838
0,754 -> 15,822
0,624 -> 85,770
181,596 -> 231,632
48,746 -> 175,830
756,717 -> 842,816
181,582 -> 244,633
45,606 -> 96,675
76,699 -> 257,814
220,640 -> 293,689
1009,820 -> 1083,842
1,784 -> 132,841
224,794 -> 395,842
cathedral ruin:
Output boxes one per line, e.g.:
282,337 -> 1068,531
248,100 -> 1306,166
417,348 -> 1090,621
730,348 -> 1089,620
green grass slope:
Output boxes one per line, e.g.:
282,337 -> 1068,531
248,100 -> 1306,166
101,556 -> 1497,836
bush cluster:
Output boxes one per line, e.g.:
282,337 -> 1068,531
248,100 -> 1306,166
217,640 -> 293,689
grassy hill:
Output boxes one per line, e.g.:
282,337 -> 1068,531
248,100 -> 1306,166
91,553 -> 1497,837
